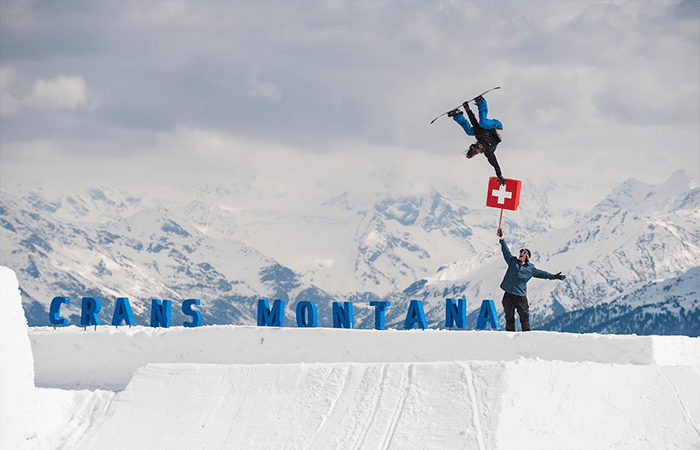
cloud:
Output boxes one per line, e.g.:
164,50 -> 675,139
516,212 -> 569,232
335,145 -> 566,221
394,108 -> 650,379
0,66 -> 21,115
0,1 -> 697,210
0,69 -> 92,116
27,74 -> 90,110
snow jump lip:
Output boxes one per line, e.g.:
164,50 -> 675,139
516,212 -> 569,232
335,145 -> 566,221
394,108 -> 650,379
29,325 -> 700,391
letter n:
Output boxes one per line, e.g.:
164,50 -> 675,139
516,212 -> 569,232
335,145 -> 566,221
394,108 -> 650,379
445,298 -> 467,329
151,299 -> 172,328
476,299 -> 501,330
332,302 -> 354,329
258,299 -> 285,327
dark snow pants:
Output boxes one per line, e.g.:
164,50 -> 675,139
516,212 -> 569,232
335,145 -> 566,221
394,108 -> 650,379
502,292 -> 530,331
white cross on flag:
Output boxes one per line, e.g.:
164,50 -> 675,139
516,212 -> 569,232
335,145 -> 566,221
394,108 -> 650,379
486,177 -> 522,211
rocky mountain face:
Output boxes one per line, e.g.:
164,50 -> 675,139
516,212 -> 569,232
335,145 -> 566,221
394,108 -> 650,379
1,171 -> 697,336
0,189 -> 337,326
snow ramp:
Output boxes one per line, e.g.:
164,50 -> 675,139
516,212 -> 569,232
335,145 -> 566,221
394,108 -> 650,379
73,360 -> 700,450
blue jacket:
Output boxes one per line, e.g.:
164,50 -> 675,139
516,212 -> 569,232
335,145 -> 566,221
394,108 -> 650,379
499,239 -> 556,296
452,99 -> 503,135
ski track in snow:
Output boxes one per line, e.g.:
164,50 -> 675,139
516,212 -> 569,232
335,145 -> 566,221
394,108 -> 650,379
379,364 -> 411,450
306,365 -> 356,449
661,369 -> 700,441
354,364 -> 389,450
463,364 -> 487,450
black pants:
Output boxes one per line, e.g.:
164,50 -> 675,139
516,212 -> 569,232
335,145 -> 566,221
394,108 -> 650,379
502,292 -> 530,331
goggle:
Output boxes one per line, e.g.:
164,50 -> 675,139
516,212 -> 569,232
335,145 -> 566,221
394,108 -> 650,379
519,249 -> 531,258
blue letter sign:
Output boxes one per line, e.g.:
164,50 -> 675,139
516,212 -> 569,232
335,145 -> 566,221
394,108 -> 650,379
257,299 -> 285,327
404,300 -> 427,330
445,298 -> 467,329
296,301 -> 318,328
81,297 -> 102,326
111,297 -> 135,326
49,296 -> 69,326
332,302 -> 354,329
182,299 -> 202,328
369,301 -> 390,330
476,299 -> 501,330
151,299 -> 172,328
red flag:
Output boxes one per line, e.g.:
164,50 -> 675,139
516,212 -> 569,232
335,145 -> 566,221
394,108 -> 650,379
486,177 -> 522,211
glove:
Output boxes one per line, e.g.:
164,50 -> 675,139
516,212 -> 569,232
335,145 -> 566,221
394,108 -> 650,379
474,96 -> 485,103
447,108 -> 462,118
462,101 -> 471,110
497,229 -> 503,238
497,176 -> 506,185
555,272 -> 566,280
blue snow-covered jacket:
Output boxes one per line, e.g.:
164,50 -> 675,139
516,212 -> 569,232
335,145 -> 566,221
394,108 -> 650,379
452,99 -> 503,135
499,239 -> 557,296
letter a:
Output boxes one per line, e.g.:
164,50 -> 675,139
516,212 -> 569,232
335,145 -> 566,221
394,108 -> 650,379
112,297 -> 135,326
476,300 -> 501,330
404,300 -> 427,330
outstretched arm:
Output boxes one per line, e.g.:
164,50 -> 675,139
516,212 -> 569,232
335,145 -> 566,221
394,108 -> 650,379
533,268 -> 566,280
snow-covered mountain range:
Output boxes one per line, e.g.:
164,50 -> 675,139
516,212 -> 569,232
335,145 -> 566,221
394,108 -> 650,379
1,171 -> 698,335
375,171 -> 700,335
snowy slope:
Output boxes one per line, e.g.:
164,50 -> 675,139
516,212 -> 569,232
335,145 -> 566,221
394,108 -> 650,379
2,267 -> 699,450
542,265 -> 700,336
73,361 -> 700,450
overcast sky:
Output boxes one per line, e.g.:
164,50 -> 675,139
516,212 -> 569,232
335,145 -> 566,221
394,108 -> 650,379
1,1 -> 698,212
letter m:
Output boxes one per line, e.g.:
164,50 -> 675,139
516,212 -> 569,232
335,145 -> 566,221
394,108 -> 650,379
257,299 -> 285,327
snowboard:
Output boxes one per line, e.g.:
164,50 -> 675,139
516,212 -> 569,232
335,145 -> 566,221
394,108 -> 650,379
430,87 -> 501,124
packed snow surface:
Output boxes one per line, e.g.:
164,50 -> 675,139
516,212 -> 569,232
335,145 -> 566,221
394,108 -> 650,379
1,267 -> 699,449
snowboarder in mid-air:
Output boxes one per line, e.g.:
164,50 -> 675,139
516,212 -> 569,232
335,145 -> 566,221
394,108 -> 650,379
448,96 -> 506,184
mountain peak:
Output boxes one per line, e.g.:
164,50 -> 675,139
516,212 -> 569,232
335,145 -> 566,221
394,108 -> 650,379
595,170 -> 693,214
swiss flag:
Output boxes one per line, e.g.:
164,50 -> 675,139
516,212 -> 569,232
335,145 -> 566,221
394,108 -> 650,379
486,177 -> 522,211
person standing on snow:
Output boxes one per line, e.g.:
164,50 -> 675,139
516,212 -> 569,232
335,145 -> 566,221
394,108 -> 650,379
447,96 -> 506,184
497,229 -> 566,331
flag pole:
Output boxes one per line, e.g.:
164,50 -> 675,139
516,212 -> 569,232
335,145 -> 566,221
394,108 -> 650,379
498,208 -> 503,233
